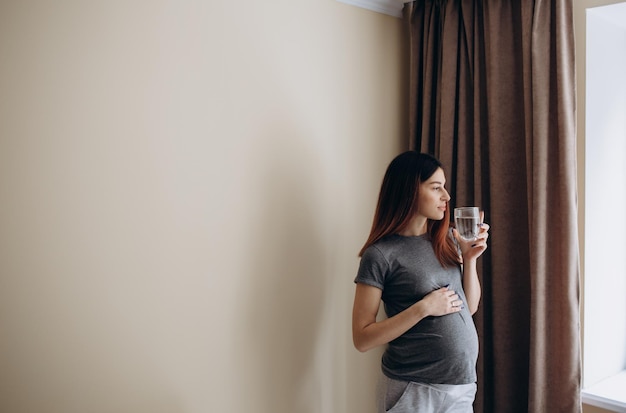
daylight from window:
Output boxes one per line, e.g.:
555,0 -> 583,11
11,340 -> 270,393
583,2 -> 626,410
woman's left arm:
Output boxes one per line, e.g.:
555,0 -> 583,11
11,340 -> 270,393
453,221 -> 490,315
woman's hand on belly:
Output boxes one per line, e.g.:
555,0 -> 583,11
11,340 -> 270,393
420,286 -> 463,317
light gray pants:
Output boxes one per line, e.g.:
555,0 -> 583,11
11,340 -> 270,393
377,374 -> 476,413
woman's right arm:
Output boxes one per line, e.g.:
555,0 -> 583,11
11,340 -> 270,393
352,283 -> 461,352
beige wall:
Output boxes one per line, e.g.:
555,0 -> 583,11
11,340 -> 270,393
583,405 -> 618,413
0,1 -> 405,412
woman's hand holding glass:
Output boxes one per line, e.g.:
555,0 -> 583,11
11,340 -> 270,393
453,210 -> 489,262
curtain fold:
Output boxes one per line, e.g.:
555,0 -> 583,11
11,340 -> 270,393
404,1 -> 581,412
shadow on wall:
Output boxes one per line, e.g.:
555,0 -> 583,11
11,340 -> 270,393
239,127 -> 328,413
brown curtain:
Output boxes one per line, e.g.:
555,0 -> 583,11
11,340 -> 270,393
404,0 -> 581,412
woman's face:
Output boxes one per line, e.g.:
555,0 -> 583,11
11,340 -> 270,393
416,167 -> 451,221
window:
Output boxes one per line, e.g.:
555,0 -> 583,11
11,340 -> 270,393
582,2 -> 626,411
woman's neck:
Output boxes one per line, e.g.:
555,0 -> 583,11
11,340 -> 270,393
397,217 -> 428,237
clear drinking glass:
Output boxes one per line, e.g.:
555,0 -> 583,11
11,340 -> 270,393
454,207 -> 480,241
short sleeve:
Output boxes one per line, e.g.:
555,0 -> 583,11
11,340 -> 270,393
354,245 -> 388,290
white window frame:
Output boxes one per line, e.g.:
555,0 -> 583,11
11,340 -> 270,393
579,1 -> 626,412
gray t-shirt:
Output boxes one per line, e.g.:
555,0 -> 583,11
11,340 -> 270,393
355,233 -> 478,384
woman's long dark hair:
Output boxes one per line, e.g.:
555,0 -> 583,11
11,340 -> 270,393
359,151 -> 460,267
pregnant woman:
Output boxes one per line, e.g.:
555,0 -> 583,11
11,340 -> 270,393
352,151 -> 489,413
